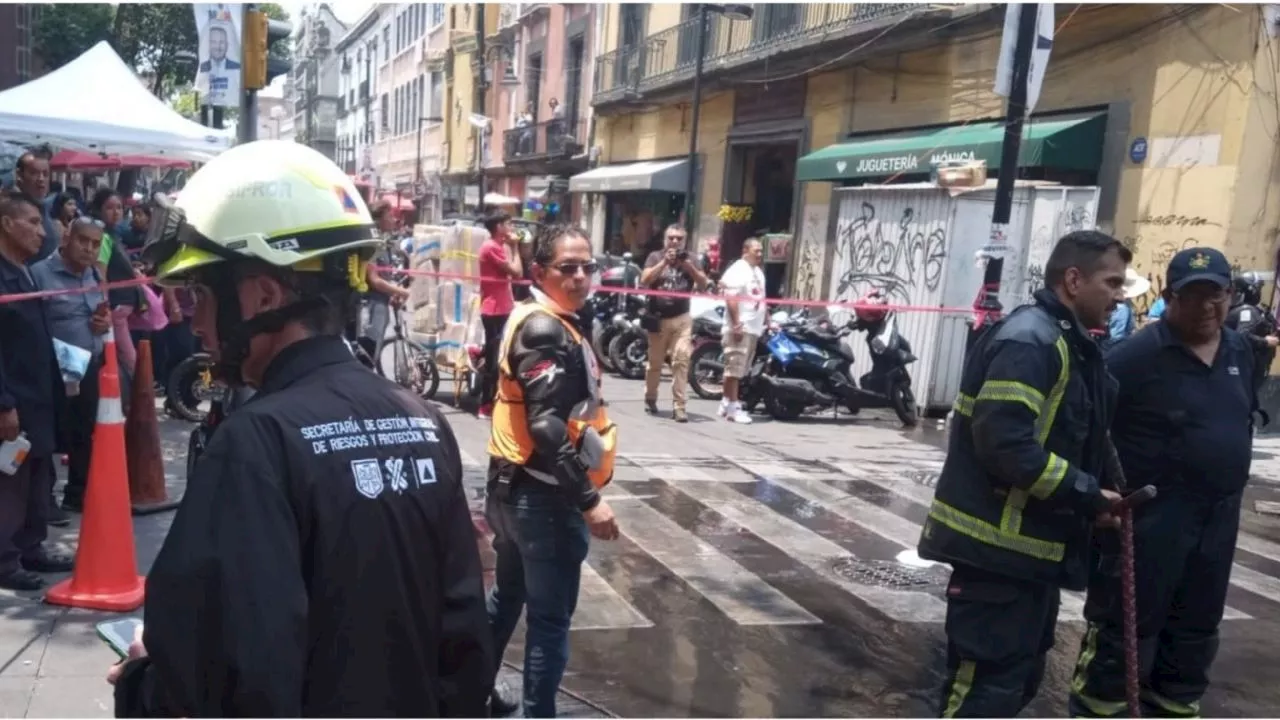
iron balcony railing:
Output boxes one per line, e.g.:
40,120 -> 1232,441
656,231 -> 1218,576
503,117 -> 586,164
593,3 -> 913,102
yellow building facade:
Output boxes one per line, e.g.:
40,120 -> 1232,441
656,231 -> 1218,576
591,4 -> 1280,306
439,2 -> 499,209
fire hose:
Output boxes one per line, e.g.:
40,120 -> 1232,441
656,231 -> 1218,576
1103,436 -> 1158,719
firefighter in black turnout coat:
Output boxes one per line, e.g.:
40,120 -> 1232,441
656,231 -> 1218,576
918,231 -> 1131,718
109,142 -> 493,717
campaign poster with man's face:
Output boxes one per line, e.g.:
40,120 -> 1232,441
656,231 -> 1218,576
193,4 -> 242,108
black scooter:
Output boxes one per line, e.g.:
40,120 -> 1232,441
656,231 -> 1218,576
758,308 -> 919,426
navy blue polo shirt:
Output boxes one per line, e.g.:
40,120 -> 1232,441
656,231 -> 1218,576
1106,321 -> 1256,499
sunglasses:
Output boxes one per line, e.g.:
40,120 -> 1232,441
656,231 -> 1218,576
548,261 -> 598,276
666,234 -> 685,242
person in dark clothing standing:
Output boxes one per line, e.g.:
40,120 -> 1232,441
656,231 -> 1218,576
13,150 -> 57,263
918,230 -> 1130,718
110,141 -> 491,716
0,191 -> 75,590
639,223 -> 707,423
1069,247 -> 1258,718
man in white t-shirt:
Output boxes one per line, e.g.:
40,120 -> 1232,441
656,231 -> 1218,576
718,238 -> 767,424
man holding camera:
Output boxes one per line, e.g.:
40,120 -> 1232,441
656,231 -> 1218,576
640,224 -> 708,423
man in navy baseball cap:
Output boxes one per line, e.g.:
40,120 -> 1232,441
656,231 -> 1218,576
1166,246 -> 1232,293
1069,243 -> 1254,718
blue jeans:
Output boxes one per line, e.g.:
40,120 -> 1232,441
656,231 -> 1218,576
486,483 -> 589,718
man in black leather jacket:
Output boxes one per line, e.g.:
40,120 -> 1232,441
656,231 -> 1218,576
485,223 -> 620,718
920,230 -> 1130,718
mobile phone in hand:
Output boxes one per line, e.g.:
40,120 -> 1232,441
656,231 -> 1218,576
96,617 -> 142,659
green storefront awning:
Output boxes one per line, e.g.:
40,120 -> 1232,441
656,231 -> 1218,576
796,114 -> 1107,183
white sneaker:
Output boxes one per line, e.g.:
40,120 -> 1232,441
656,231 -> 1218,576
729,404 -> 753,424
718,398 -> 729,417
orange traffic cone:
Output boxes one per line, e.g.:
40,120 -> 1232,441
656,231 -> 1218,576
46,328 -> 146,612
127,340 -> 180,515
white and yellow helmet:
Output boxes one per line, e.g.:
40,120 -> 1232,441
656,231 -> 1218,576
144,140 -> 379,288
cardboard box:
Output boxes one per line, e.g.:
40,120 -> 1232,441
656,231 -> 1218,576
411,224 -> 446,262
408,261 -> 439,311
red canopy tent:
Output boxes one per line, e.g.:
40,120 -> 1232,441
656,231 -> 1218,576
48,149 -> 191,172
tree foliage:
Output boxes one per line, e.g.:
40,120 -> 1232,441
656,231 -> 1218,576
33,4 -> 292,98
119,4 -> 200,97
32,3 -> 114,72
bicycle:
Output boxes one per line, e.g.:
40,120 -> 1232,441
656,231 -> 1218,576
375,303 -> 442,401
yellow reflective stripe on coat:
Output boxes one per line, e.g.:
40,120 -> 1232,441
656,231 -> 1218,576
927,499 -> 1066,562
1002,336 -> 1072,536
974,379 -> 1045,416
1029,453 -> 1069,500
935,335 -> 1073,562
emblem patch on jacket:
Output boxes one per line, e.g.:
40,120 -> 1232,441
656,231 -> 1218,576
351,458 -> 385,499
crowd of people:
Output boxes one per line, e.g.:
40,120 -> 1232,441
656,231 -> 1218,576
6,134 -> 1279,719
0,147 -> 196,590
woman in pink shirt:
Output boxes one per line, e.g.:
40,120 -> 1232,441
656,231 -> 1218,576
477,211 -> 522,416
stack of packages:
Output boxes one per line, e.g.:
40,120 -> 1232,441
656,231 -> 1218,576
407,223 -> 488,367
408,224 -> 444,336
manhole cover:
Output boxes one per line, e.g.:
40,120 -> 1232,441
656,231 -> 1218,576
830,557 -> 944,590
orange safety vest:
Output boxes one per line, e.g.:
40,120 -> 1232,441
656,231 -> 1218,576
487,300 -> 618,489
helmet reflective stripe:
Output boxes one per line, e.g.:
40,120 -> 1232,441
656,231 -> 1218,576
152,140 -> 379,286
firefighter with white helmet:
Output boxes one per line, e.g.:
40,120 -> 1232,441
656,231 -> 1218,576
112,141 -> 493,717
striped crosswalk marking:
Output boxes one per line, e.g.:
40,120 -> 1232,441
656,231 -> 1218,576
607,484 -> 821,626
465,447 -> 1280,628
666,478 -> 949,622
574,564 -> 654,631
837,462 -> 1254,620
619,452 -> 726,482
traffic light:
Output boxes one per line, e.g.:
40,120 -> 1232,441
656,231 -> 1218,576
242,9 -> 292,91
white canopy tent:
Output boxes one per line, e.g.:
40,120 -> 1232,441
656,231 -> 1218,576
0,42 -> 233,162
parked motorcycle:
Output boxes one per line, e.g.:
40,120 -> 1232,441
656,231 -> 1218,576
165,352 -> 217,423
758,294 -> 919,426
687,298 -> 732,400
607,310 -> 650,380
590,253 -> 643,372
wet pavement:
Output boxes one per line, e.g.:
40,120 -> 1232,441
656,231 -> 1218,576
449,375 -> 1280,718
0,401 -> 604,718
5,375 -> 1280,716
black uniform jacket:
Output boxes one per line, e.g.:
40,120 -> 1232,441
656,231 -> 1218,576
114,335 -> 493,717
919,289 -> 1117,590
1107,321 -> 1257,499
0,253 -> 59,456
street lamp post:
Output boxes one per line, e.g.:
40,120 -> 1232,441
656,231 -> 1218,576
681,3 -> 753,235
